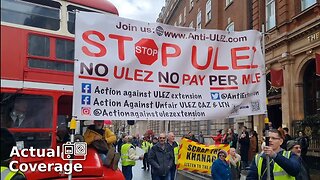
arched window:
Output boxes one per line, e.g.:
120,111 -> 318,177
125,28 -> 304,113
303,59 -> 320,115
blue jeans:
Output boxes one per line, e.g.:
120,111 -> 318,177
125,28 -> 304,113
99,153 -> 108,165
170,165 -> 176,180
122,165 -> 133,180
151,172 -> 171,180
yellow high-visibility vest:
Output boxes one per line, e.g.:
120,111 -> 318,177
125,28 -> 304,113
255,151 -> 295,180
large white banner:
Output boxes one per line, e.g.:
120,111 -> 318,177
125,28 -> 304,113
73,12 -> 267,121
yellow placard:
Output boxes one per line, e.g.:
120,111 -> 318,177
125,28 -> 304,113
177,138 -> 230,174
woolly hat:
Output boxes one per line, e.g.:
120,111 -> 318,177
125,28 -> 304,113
218,150 -> 228,157
286,140 -> 300,150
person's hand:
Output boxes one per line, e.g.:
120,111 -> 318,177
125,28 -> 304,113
139,155 -> 144,160
263,146 -> 276,158
94,135 -> 101,141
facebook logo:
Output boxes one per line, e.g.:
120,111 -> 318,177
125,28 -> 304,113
211,92 -> 220,100
81,95 -> 91,105
81,83 -> 91,93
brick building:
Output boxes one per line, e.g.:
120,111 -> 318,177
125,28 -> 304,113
148,0 -> 320,152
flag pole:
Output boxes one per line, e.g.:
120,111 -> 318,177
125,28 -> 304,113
262,24 -> 271,180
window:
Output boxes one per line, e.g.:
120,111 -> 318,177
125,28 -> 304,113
0,93 -> 53,148
67,5 -> 95,34
197,10 -> 201,29
301,0 -> 316,10
28,35 -> 50,57
266,0 -> 276,30
226,22 -> 234,32
206,0 -> 212,23
56,39 -> 74,60
1,0 -> 60,31
189,21 -> 194,28
226,0 -> 233,7
28,34 -> 74,72
189,0 -> 194,11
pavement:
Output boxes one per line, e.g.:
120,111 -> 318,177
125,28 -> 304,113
119,159 -> 152,180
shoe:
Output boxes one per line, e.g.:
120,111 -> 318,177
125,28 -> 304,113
110,153 -> 120,170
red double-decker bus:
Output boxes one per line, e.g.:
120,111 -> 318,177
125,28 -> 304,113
1,0 -> 124,179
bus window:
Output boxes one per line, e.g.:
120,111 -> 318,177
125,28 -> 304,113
28,34 -> 74,72
1,0 -> 60,31
67,5 -> 96,34
13,132 -> 52,149
28,34 -> 50,57
56,39 -> 74,61
0,93 -> 53,128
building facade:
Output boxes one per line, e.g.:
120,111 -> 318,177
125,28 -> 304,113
150,0 -> 320,152
251,0 -> 320,156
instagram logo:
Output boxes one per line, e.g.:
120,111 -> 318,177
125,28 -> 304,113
62,142 -> 87,161
81,107 -> 91,115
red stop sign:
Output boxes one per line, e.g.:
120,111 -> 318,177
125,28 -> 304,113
135,38 -> 158,65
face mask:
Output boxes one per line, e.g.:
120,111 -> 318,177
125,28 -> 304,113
10,111 -> 25,121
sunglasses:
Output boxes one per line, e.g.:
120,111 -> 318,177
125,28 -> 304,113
219,154 -> 226,157
159,137 -> 166,139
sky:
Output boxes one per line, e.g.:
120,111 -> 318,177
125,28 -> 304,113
108,0 -> 165,23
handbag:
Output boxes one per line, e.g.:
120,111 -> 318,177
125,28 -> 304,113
91,139 -> 109,153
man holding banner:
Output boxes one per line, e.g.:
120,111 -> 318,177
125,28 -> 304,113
247,129 -> 301,180
167,132 -> 179,180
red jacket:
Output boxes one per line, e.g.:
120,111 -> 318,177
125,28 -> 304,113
212,134 -> 222,145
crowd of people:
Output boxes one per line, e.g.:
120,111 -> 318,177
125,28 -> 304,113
113,125 -> 311,180
1,120 -> 311,180
115,131 -> 178,180
209,124 -> 310,180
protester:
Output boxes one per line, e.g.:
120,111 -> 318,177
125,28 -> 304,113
1,128 -> 26,180
167,132 -> 179,180
247,129 -> 301,180
211,129 -> 223,145
117,134 -> 126,155
148,133 -> 174,180
287,140 -> 311,180
84,120 -> 119,169
141,136 -> 152,170
152,136 -> 158,145
221,128 -> 229,144
227,128 -> 237,148
229,148 -> 241,179
281,127 -> 292,150
248,130 -> 258,163
121,135 -> 144,180
198,131 -> 205,144
238,126 -> 250,169
296,131 -> 309,161
211,150 -> 231,180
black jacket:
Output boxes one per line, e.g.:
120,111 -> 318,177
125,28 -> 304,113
148,143 -> 174,176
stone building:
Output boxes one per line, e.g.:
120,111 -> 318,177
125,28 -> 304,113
148,0 -> 320,151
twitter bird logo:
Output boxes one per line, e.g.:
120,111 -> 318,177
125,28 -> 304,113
211,92 -> 220,100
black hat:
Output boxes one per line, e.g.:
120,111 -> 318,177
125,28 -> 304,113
1,128 -> 16,161
287,140 -> 300,150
